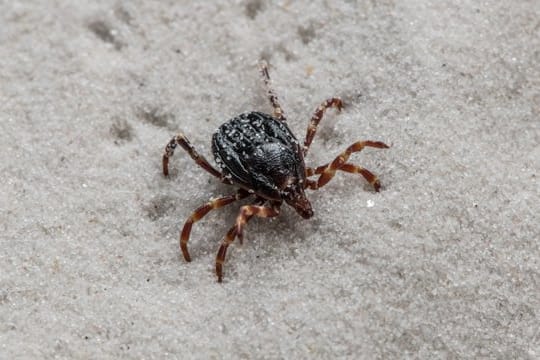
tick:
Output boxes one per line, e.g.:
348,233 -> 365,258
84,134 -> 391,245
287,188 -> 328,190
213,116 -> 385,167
162,61 -> 389,282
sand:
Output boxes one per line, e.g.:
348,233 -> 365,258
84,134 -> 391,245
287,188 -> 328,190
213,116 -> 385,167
1,1 -> 538,358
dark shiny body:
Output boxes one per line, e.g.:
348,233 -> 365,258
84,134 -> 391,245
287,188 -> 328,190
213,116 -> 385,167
212,112 -> 313,218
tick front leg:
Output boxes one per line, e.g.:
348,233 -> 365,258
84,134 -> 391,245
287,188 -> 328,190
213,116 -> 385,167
163,133 -> 222,179
215,203 -> 281,283
307,162 -> 382,191
306,140 -> 389,191
303,98 -> 343,156
180,189 -> 250,262
259,60 -> 286,122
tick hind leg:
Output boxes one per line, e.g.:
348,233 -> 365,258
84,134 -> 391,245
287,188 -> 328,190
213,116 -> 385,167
306,140 -> 389,192
179,189 -> 250,262
303,98 -> 343,156
163,133 -> 222,178
258,60 -> 286,122
216,202 -> 281,282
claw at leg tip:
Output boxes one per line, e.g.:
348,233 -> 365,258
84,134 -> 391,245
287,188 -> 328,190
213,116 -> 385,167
182,252 -> 192,262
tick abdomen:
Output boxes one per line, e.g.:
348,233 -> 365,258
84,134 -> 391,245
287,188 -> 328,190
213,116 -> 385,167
212,112 -> 297,154
212,112 -> 301,189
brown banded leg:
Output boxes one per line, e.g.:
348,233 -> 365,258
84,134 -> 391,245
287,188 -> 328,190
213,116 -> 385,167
259,60 -> 286,122
306,162 -> 382,191
303,98 -> 343,156
180,189 -> 250,262
236,197 -> 266,245
163,133 -> 222,178
306,140 -> 389,191
216,202 -> 281,282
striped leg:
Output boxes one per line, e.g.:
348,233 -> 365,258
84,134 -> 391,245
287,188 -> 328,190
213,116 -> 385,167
180,189 -> 250,262
236,197 -> 267,245
303,98 -> 343,156
216,202 -> 281,282
306,140 -> 389,192
163,133 -> 222,178
306,162 -> 383,191
259,60 -> 286,122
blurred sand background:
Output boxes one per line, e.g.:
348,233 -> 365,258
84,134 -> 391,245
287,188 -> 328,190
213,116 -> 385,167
1,1 -> 539,358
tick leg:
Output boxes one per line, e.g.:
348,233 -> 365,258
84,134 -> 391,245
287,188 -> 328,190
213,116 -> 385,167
303,98 -> 343,156
235,203 -> 280,244
306,140 -> 389,192
259,60 -> 286,122
236,197 -> 266,245
216,202 -> 281,283
163,133 -> 222,178
307,162 -> 383,192
180,189 -> 250,262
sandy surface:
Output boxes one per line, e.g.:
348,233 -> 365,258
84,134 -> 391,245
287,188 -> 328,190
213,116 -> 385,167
1,1 -> 539,358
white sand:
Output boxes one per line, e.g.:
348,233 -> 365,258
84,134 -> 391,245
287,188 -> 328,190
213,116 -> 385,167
1,1 -> 538,358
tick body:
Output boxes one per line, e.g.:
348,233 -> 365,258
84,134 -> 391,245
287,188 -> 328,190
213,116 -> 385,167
212,112 -> 313,219
162,61 -> 389,282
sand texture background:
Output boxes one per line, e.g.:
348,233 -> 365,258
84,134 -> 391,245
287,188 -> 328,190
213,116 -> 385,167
1,0 -> 539,358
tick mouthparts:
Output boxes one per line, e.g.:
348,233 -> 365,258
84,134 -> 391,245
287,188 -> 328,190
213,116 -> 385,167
298,206 -> 314,219
286,194 -> 314,219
